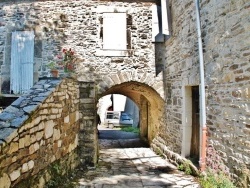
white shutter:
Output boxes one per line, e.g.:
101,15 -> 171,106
103,13 -> 127,50
151,5 -> 164,42
11,31 -> 34,94
161,0 -> 170,35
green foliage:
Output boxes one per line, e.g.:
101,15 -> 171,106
155,148 -> 164,158
120,126 -> 139,134
177,161 -> 193,175
46,163 -> 62,188
46,162 -> 74,188
46,62 -> 56,69
199,170 -> 236,188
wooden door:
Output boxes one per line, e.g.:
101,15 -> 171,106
190,86 -> 200,160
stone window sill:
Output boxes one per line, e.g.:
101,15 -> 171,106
96,49 -> 133,57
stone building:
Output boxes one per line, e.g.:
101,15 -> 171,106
159,1 -> 250,187
0,0 -> 249,187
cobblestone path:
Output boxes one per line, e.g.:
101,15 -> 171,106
74,137 -> 201,188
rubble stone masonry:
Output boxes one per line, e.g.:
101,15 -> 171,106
151,0 -> 250,187
0,0 -> 249,187
201,1 -> 250,186
0,0 -> 161,186
0,78 -> 80,187
0,0 -> 160,92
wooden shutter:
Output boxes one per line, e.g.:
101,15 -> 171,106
103,13 -> 127,50
11,31 -> 34,94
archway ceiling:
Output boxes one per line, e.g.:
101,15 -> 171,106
100,81 -> 164,108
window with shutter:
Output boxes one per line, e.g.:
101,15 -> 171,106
11,31 -> 34,94
103,13 -> 127,50
96,8 -> 132,57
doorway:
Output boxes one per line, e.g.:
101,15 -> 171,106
190,86 -> 200,162
182,86 -> 200,165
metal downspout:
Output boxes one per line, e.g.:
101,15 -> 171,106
195,0 -> 207,172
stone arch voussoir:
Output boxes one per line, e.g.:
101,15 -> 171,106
96,71 -> 166,144
97,70 -> 165,99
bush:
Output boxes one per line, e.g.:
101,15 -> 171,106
177,161 -> 193,175
199,170 -> 236,188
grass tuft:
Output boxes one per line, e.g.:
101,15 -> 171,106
120,126 -> 139,134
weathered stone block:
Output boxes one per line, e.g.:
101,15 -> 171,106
23,135 -> 31,147
0,173 -> 11,188
53,129 -> 61,141
0,112 -> 14,121
19,137 -> 26,149
9,169 -> 21,182
69,112 -> 76,123
64,115 -> 69,123
51,108 -> 59,114
40,109 -> 48,114
29,142 -> 39,155
30,126 -> 39,134
23,105 -> 38,114
28,160 -> 35,170
1,128 -> 18,143
44,120 -> 55,139
58,140 -> 62,148
11,116 -> 28,128
21,163 -> 29,173
36,131 -> 44,141
7,142 -> 18,154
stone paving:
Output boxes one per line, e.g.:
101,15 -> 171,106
75,136 -> 201,188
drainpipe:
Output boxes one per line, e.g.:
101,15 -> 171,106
195,0 -> 207,172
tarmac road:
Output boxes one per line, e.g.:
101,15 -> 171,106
98,125 -> 149,148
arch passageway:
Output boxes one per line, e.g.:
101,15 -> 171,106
98,81 -> 165,143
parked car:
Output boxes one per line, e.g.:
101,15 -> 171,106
104,111 -> 134,128
120,112 -> 133,125
104,111 -> 120,128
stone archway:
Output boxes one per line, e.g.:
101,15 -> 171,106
78,71 -> 165,166
97,81 -> 165,144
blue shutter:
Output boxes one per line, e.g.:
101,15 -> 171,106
11,31 -> 34,94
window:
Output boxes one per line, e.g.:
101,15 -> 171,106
103,13 -> 127,50
96,8 -> 132,57
11,31 -> 34,94
106,111 -> 120,119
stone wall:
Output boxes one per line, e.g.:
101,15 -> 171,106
152,0 -> 250,187
201,1 -> 250,186
0,0 -> 161,94
0,78 -> 80,187
0,0 -> 165,171
2,0 -> 249,186
78,82 -> 98,166
0,0 -> 165,150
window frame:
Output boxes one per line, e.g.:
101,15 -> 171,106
96,6 -> 133,57
102,12 -> 127,50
